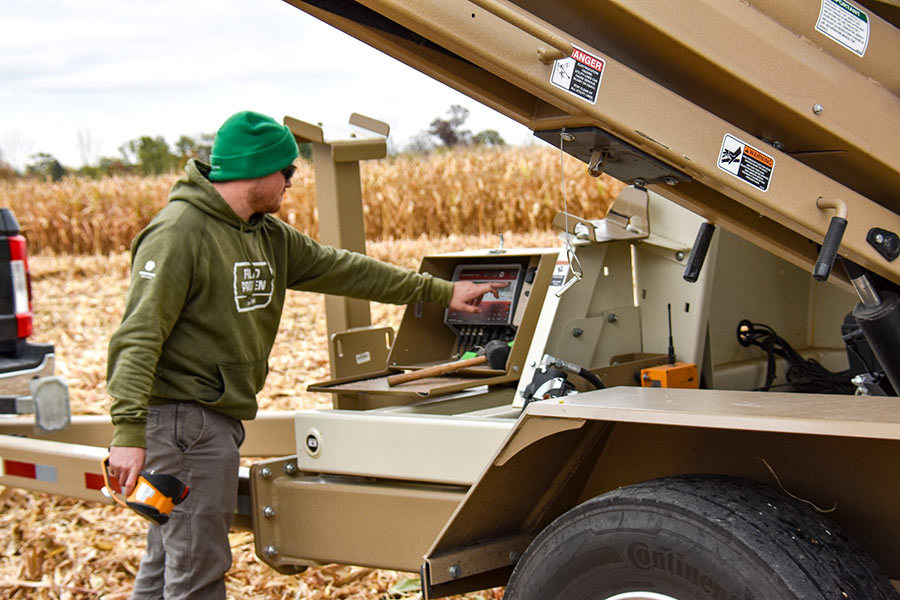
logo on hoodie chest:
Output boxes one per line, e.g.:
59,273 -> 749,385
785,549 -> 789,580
234,261 -> 274,312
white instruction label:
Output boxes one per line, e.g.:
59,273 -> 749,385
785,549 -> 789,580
550,46 -> 604,104
355,351 -> 371,365
718,134 -> 775,192
816,0 -> 869,57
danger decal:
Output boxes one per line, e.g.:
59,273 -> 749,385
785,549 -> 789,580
234,261 -> 274,313
550,261 -> 570,287
816,0 -> 869,57
550,46 -> 604,104
717,134 -> 774,192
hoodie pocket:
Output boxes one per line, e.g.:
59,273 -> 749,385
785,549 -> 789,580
206,359 -> 269,414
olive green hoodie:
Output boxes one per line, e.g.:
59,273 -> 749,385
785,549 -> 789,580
108,159 -> 452,447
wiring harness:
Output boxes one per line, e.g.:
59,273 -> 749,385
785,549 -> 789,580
736,320 -> 855,394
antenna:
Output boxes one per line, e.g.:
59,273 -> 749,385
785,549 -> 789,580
667,303 -> 676,365
639,302 -> 698,388
639,302 -> 698,389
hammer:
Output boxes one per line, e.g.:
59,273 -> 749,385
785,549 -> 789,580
387,339 -> 512,386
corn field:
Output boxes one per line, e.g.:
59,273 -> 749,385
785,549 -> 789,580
1,145 -> 621,255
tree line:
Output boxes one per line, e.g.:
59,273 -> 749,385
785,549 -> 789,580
0,133 -> 223,182
0,105 -> 505,182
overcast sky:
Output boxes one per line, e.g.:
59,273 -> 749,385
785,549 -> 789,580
0,0 -> 531,169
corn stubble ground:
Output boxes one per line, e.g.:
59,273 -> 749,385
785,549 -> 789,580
0,146 -> 619,599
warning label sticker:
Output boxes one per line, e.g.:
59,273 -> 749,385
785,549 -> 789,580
717,134 -> 775,192
815,0 -> 869,57
550,261 -> 569,287
550,46 -> 604,104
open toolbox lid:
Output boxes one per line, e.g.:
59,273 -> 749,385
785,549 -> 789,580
308,248 -> 560,400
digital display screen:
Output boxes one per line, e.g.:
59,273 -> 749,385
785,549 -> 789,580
445,264 -> 522,326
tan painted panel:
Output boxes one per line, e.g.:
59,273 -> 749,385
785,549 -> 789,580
0,434 -> 109,503
252,468 -> 465,572
526,386 -> 900,439
0,412 -> 299,458
707,228 -> 857,368
294,409 -> 514,485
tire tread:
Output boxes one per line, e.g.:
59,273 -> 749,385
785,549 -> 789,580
505,475 -> 898,600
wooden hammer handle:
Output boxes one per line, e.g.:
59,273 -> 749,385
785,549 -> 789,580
387,355 -> 487,386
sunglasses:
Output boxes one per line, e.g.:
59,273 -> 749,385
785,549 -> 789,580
280,164 -> 297,181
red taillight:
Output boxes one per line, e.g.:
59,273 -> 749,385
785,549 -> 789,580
8,235 -> 32,339
8,235 -> 27,261
16,313 -> 32,339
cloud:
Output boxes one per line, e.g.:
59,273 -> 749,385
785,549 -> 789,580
0,0 -> 529,168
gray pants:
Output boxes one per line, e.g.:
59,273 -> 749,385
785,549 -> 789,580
131,402 -> 244,600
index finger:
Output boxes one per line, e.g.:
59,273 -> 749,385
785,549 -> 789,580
485,281 -> 508,297
123,468 -> 140,498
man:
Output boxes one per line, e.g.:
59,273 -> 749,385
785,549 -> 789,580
106,110 -> 503,599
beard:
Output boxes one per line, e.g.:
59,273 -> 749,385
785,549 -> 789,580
246,178 -> 283,216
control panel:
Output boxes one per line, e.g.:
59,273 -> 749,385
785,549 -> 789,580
445,264 -> 523,326
445,264 -> 525,358
308,248 -> 559,405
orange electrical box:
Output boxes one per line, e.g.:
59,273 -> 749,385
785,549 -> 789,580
640,363 -> 699,388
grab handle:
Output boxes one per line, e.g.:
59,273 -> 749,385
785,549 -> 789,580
813,198 -> 848,282
683,222 -> 716,283
469,0 -> 573,63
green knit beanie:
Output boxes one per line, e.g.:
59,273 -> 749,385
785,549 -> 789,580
209,111 -> 299,182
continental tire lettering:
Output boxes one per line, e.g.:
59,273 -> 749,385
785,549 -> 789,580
627,542 -> 741,600
627,541 -> 653,570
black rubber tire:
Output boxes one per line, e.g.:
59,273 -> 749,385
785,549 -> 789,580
504,475 -> 898,600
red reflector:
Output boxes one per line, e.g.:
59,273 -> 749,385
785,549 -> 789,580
85,472 -> 120,492
85,472 -> 105,490
16,314 -> 32,339
5,459 -> 36,479
7,236 -> 27,262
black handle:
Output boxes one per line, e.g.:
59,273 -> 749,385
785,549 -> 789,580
813,216 -> 847,281
683,222 -> 716,283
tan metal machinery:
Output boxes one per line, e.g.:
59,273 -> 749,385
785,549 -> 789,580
261,0 -> 900,597
285,113 -> 395,383
1,1 -> 899,598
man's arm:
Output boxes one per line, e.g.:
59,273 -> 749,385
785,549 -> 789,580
282,225 -> 508,309
107,222 -> 196,494
449,280 -> 508,313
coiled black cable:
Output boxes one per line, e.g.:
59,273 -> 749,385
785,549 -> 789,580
736,320 -> 855,394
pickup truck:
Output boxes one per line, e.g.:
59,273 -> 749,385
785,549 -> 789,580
0,207 -> 69,432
